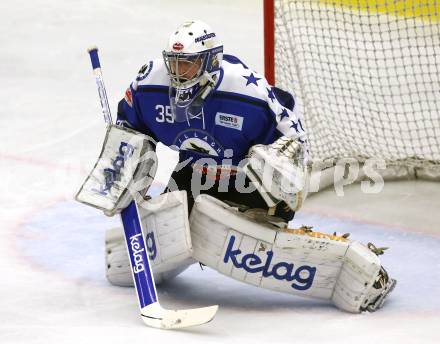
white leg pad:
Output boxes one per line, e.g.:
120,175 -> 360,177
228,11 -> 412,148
331,242 -> 381,312
190,194 -> 394,313
106,191 -> 195,286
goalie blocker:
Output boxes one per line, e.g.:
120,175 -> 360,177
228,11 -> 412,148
75,125 -> 157,216
190,194 -> 396,313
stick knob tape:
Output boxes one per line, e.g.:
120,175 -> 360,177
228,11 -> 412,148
88,46 -> 101,70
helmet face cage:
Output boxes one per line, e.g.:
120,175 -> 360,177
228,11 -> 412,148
163,51 -> 209,89
163,46 -> 223,123
163,46 -> 223,88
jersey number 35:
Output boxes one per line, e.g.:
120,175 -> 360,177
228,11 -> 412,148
155,105 -> 174,123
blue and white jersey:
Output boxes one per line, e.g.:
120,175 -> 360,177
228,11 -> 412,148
117,54 -> 306,173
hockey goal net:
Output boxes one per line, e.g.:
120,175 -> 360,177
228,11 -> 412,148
264,0 -> 440,179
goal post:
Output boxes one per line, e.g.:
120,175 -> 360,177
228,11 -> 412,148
264,0 -> 440,181
264,0 -> 275,85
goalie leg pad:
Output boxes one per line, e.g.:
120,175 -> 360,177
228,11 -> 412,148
106,191 -> 195,286
190,194 -> 395,313
332,243 -> 397,312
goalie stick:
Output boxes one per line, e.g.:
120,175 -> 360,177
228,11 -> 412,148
87,46 -> 218,329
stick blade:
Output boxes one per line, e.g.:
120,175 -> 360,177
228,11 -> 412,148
141,305 -> 218,329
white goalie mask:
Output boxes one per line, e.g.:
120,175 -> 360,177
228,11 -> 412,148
163,20 -> 223,125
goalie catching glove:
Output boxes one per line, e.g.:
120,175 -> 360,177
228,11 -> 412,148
75,125 -> 157,216
244,136 -> 309,212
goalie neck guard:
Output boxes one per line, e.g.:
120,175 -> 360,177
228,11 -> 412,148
162,20 -> 223,125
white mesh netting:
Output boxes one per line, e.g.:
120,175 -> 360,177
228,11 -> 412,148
273,0 -> 440,175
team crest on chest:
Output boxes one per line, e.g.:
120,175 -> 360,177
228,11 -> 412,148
173,130 -> 224,157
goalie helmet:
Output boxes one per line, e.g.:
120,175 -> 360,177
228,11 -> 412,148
163,20 -> 223,125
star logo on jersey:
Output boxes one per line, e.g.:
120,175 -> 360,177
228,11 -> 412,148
290,120 -> 299,132
243,73 -> 261,86
279,108 -> 289,121
267,87 -> 276,102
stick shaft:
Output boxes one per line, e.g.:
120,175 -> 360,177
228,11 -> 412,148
121,201 -> 158,308
87,46 -> 113,125
87,46 -> 158,310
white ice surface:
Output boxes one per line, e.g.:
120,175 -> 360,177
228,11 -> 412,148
1,1 -> 439,343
